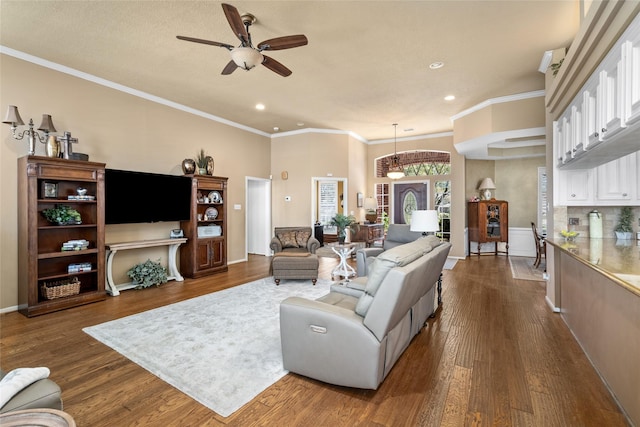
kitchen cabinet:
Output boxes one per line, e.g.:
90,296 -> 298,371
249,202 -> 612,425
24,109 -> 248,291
555,14 -> 640,170
596,153 -> 635,202
555,151 -> 639,206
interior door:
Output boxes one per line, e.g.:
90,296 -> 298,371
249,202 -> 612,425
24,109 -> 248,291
392,181 -> 429,224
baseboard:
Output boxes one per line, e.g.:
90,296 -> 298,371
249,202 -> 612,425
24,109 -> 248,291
545,296 -> 560,313
0,305 -> 19,314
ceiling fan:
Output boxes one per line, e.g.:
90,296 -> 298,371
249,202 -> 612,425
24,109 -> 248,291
177,3 -> 308,77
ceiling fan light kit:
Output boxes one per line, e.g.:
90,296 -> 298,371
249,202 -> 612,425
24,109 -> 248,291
177,3 -> 308,77
230,47 -> 264,70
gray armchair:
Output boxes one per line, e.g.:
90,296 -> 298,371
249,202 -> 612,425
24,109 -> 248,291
270,226 -> 320,254
355,224 -> 423,276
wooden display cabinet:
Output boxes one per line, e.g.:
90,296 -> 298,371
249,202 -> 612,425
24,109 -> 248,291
18,156 -> 107,317
180,175 -> 228,278
468,200 -> 509,256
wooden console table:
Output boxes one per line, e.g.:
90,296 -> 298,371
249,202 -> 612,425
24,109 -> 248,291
105,238 -> 187,296
352,223 -> 384,247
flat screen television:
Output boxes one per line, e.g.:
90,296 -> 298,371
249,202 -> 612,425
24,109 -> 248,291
105,168 -> 192,224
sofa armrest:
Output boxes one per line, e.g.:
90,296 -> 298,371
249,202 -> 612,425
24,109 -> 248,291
356,247 -> 384,277
330,282 -> 365,298
270,237 -> 283,253
307,237 -> 320,254
280,297 -> 384,389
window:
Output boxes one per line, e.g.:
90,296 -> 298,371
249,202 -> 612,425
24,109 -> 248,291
376,151 -> 451,178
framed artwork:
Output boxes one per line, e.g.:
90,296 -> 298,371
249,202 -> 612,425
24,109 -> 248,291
357,192 -> 364,208
42,181 -> 58,198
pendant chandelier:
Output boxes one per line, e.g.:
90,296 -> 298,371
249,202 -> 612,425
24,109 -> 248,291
387,123 -> 404,179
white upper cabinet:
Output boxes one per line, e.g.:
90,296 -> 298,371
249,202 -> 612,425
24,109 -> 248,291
596,153 -> 635,203
623,23 -> 640,126
555,14 -> 640,170
598,55 -> 626,141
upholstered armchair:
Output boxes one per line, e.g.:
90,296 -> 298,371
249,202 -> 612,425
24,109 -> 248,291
355,224 -> 423,276
270,226 -> 320,255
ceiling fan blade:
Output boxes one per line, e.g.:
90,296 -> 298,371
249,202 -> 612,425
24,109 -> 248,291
221,60 -> 238,75
176,35 -> 233,50
257,35 -> 308,51
222,3 -> 249,45
262,55 -> 292,77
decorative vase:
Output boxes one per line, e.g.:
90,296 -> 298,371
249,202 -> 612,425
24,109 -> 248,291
182,158 -> 196,175
337,229 -> 346,244
205,156 -> 214,175
198,167 -> 207,175
45,135 -> 60,158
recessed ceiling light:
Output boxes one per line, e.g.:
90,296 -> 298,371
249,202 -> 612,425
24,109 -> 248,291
429,61 -> 444,70
444,95 -> 455,101
297,122 -> 305,127
404,128 -> 414,132
255,103 -> 265,110
273,126 -> 280,132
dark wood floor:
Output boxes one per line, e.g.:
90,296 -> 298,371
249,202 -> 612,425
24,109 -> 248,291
0,255 -> 629,426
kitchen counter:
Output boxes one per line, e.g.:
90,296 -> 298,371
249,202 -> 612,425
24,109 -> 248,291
546,237 -> 640,426
547,237 -> 640,296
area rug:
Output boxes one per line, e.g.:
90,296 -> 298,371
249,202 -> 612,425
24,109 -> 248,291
509,256 -> 546,281
83,278 -> 332,417
444,258 -> 458,270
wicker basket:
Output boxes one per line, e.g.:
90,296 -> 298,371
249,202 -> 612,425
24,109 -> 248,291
41,277 -> 81,300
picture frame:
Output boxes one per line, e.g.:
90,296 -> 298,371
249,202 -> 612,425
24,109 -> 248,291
357,192 -> 363,208
42,181 -> 58,199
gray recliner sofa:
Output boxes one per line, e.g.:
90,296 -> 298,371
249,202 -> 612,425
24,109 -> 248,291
280,235 -> 451,389
0,369 -> 62,414
355,224 -> 423,277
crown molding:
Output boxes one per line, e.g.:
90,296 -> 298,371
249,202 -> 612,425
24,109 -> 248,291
450,90 -> 546,123
0,46 -> 271,138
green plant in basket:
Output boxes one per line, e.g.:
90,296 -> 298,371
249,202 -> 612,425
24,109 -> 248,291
127,259 -> 168,289
42,204 -> 82,225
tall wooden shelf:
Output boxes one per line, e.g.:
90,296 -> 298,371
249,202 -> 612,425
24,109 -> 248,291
468,200 -> 509,256
18,156 -> 107,317
180,175 -> 228,278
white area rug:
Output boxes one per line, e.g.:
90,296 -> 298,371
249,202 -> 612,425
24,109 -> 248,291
443,258 -> 457,270
83,278 -> 332,417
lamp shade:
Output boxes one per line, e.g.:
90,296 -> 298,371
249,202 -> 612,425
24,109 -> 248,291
3,105 -> 25,126
410,210 -> 439,234
230,47 -> 264,70
478,177 -> 496,190
364,197 -> 378,211
37,114 -> 57,133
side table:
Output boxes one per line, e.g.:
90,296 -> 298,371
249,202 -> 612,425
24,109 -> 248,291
328,243 -> 356,282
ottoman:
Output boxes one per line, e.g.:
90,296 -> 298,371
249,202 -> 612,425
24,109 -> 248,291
271,253 -> 319,285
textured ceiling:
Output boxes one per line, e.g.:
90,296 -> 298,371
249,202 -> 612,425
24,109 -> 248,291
1,1 -> 580,142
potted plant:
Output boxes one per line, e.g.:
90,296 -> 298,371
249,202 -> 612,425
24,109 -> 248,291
127,259 -> 168,289
329,213 -> 358,244
195,149 -> 208,175
614,206 -> 634,240
42,204 -> 82,225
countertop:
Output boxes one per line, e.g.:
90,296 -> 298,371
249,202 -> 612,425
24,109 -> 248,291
547,237 -> 640,296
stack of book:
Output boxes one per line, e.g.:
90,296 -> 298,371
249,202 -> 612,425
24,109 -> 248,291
61,239 -> 90,251
68,262 -> 92,273
67,195 -> 95,201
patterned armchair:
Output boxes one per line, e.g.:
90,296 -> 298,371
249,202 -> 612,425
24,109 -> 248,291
270,226 -> 320,255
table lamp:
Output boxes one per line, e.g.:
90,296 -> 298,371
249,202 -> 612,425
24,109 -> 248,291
410,210 -> 439,236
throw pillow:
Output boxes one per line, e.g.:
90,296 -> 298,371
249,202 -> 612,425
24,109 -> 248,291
295,230 -> 311,248
0,367 -> 50,408
277,231 -> 299,248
